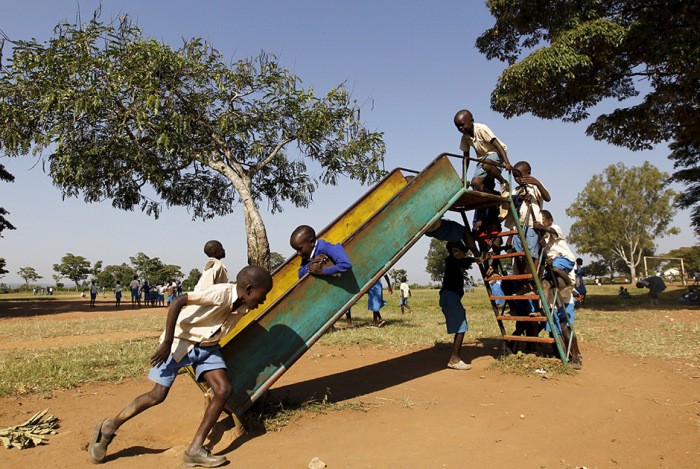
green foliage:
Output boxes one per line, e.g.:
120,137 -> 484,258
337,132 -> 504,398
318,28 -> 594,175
52,253 -> 91,290
181,268 -> 202,291
128,252 -> 182,285
95,263 -> 135,288
477,0 -> 700,232
424,238 -> 447,283
0,164 -> 16,238
582,259 -> 609,278
566,162 -> 678,280
17,266 -> 42,285
269,251 -> 286,271
0,13 -> 386,267
660,246 -> 700,273
0,258 -> 8,277
388,268 -> 407,287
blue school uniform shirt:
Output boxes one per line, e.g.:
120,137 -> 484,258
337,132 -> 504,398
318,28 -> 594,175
297,239 -> 352,278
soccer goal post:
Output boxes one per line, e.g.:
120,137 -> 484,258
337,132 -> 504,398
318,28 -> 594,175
643,256 -> 687,286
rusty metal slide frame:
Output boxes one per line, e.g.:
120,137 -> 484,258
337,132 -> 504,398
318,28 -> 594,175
219,154 -> 469,416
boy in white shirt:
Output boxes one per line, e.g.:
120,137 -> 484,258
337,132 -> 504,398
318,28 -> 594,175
399,276 -> 413,314
534,210 -> 576,291
505,161 -> 551,275
88,265 -> 273,467
194,240 -> 229,291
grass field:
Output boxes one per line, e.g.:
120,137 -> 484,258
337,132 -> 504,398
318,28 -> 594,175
0,282 -> 697,398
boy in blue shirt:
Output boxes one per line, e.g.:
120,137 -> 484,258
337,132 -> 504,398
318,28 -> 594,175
290,225 -> 355,325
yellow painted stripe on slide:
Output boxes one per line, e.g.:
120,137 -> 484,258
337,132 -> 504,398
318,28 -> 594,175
218,169 -> 408,347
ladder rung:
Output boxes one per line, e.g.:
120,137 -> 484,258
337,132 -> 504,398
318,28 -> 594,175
483,229 -> 518,239
502,335 -> 555,344
491,251 -> 526,259
490,294 -> 540,301
485,273 -> 533,282
496,315 -> 547,322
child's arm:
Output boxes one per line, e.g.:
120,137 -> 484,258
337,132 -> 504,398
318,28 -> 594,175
383,274 -> 394,294
490,138 -> 511,171
518,176 -> 551,202
150,294 -> 188,367
316,242 -> 353,276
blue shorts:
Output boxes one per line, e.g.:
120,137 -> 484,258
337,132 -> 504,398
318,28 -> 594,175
512,227 -> 540,258
439,289 -> 468,334
90,293 -> 97,300
148,344 -> 226,388
115,291 -> 122,300
473,152 -> 501,179
400,297 -> 409,306
545,301 -> 575,334
425,219 -> 465,243
551,257 -> 574,272
131,288 -> 139,299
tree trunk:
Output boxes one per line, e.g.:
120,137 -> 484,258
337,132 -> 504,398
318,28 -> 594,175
239,184 -> 271,270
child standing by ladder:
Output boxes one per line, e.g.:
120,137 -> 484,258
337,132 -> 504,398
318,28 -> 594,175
505,161 -> 551,276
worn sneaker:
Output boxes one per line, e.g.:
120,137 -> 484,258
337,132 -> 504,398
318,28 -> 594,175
183,447 -> 227,468
570,356 -> 583,371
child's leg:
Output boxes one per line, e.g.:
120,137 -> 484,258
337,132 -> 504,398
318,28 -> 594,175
187,369 -> 232,456
103,384 -> 170,435
89,383 -> 170,463
450,332 -> 465,364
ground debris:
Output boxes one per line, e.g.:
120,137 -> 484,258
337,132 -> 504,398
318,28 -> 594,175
0,409 -> 59,449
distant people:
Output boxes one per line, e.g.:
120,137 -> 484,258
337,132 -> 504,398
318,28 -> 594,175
618,286 -> 631,299
636,275 -> 667,306
176,281 -> 182,297
195,240 -> 229,291
129,275 -> 141,308
368,274 -> 393,327
399,276 -> 413,314
142,281 -> 151,307
113,281 -> 122,308
290,225 -> 353,324
693,271 -> 700,286
32,287 -> 37,295
81,291 -> 86,298
87,266 -> 273,467
679,287 -> 698,303
574,258 -> 587,305
440,241 -> 476,370
90,281 -> 98,307
454,109 -> 512,192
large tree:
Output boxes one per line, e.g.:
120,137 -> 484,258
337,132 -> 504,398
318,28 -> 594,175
566,162 -> 678,281
425,238 -> 448,283
53,253 -> 91,290
0,14 -> 385,268
477,0 -> 700,231
17,266 -> 42,287
96,264 -> 136,289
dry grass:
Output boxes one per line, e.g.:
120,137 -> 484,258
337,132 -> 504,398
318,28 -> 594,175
1,284 -> 697,400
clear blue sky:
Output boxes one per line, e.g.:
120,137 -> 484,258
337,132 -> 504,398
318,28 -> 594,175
0,0 -> 694,286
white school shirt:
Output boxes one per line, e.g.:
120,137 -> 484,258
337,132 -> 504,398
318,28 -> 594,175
160,283 -> 248,362
459,123 -> 507,157
399,282 -> 410,298
543,224 -> 576,263
194,258 -> 229,291
506,183 -> 546,228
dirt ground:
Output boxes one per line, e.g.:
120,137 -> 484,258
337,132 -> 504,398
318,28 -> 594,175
0,299 -> 698,468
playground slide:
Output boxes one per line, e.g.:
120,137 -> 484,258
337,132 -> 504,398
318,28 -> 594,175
220,155 -> 472,416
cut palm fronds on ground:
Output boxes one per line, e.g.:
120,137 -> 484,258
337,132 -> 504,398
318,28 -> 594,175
0,409 -> 59,449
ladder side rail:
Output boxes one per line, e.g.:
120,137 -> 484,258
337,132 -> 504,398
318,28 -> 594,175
505,176 -> 569,363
